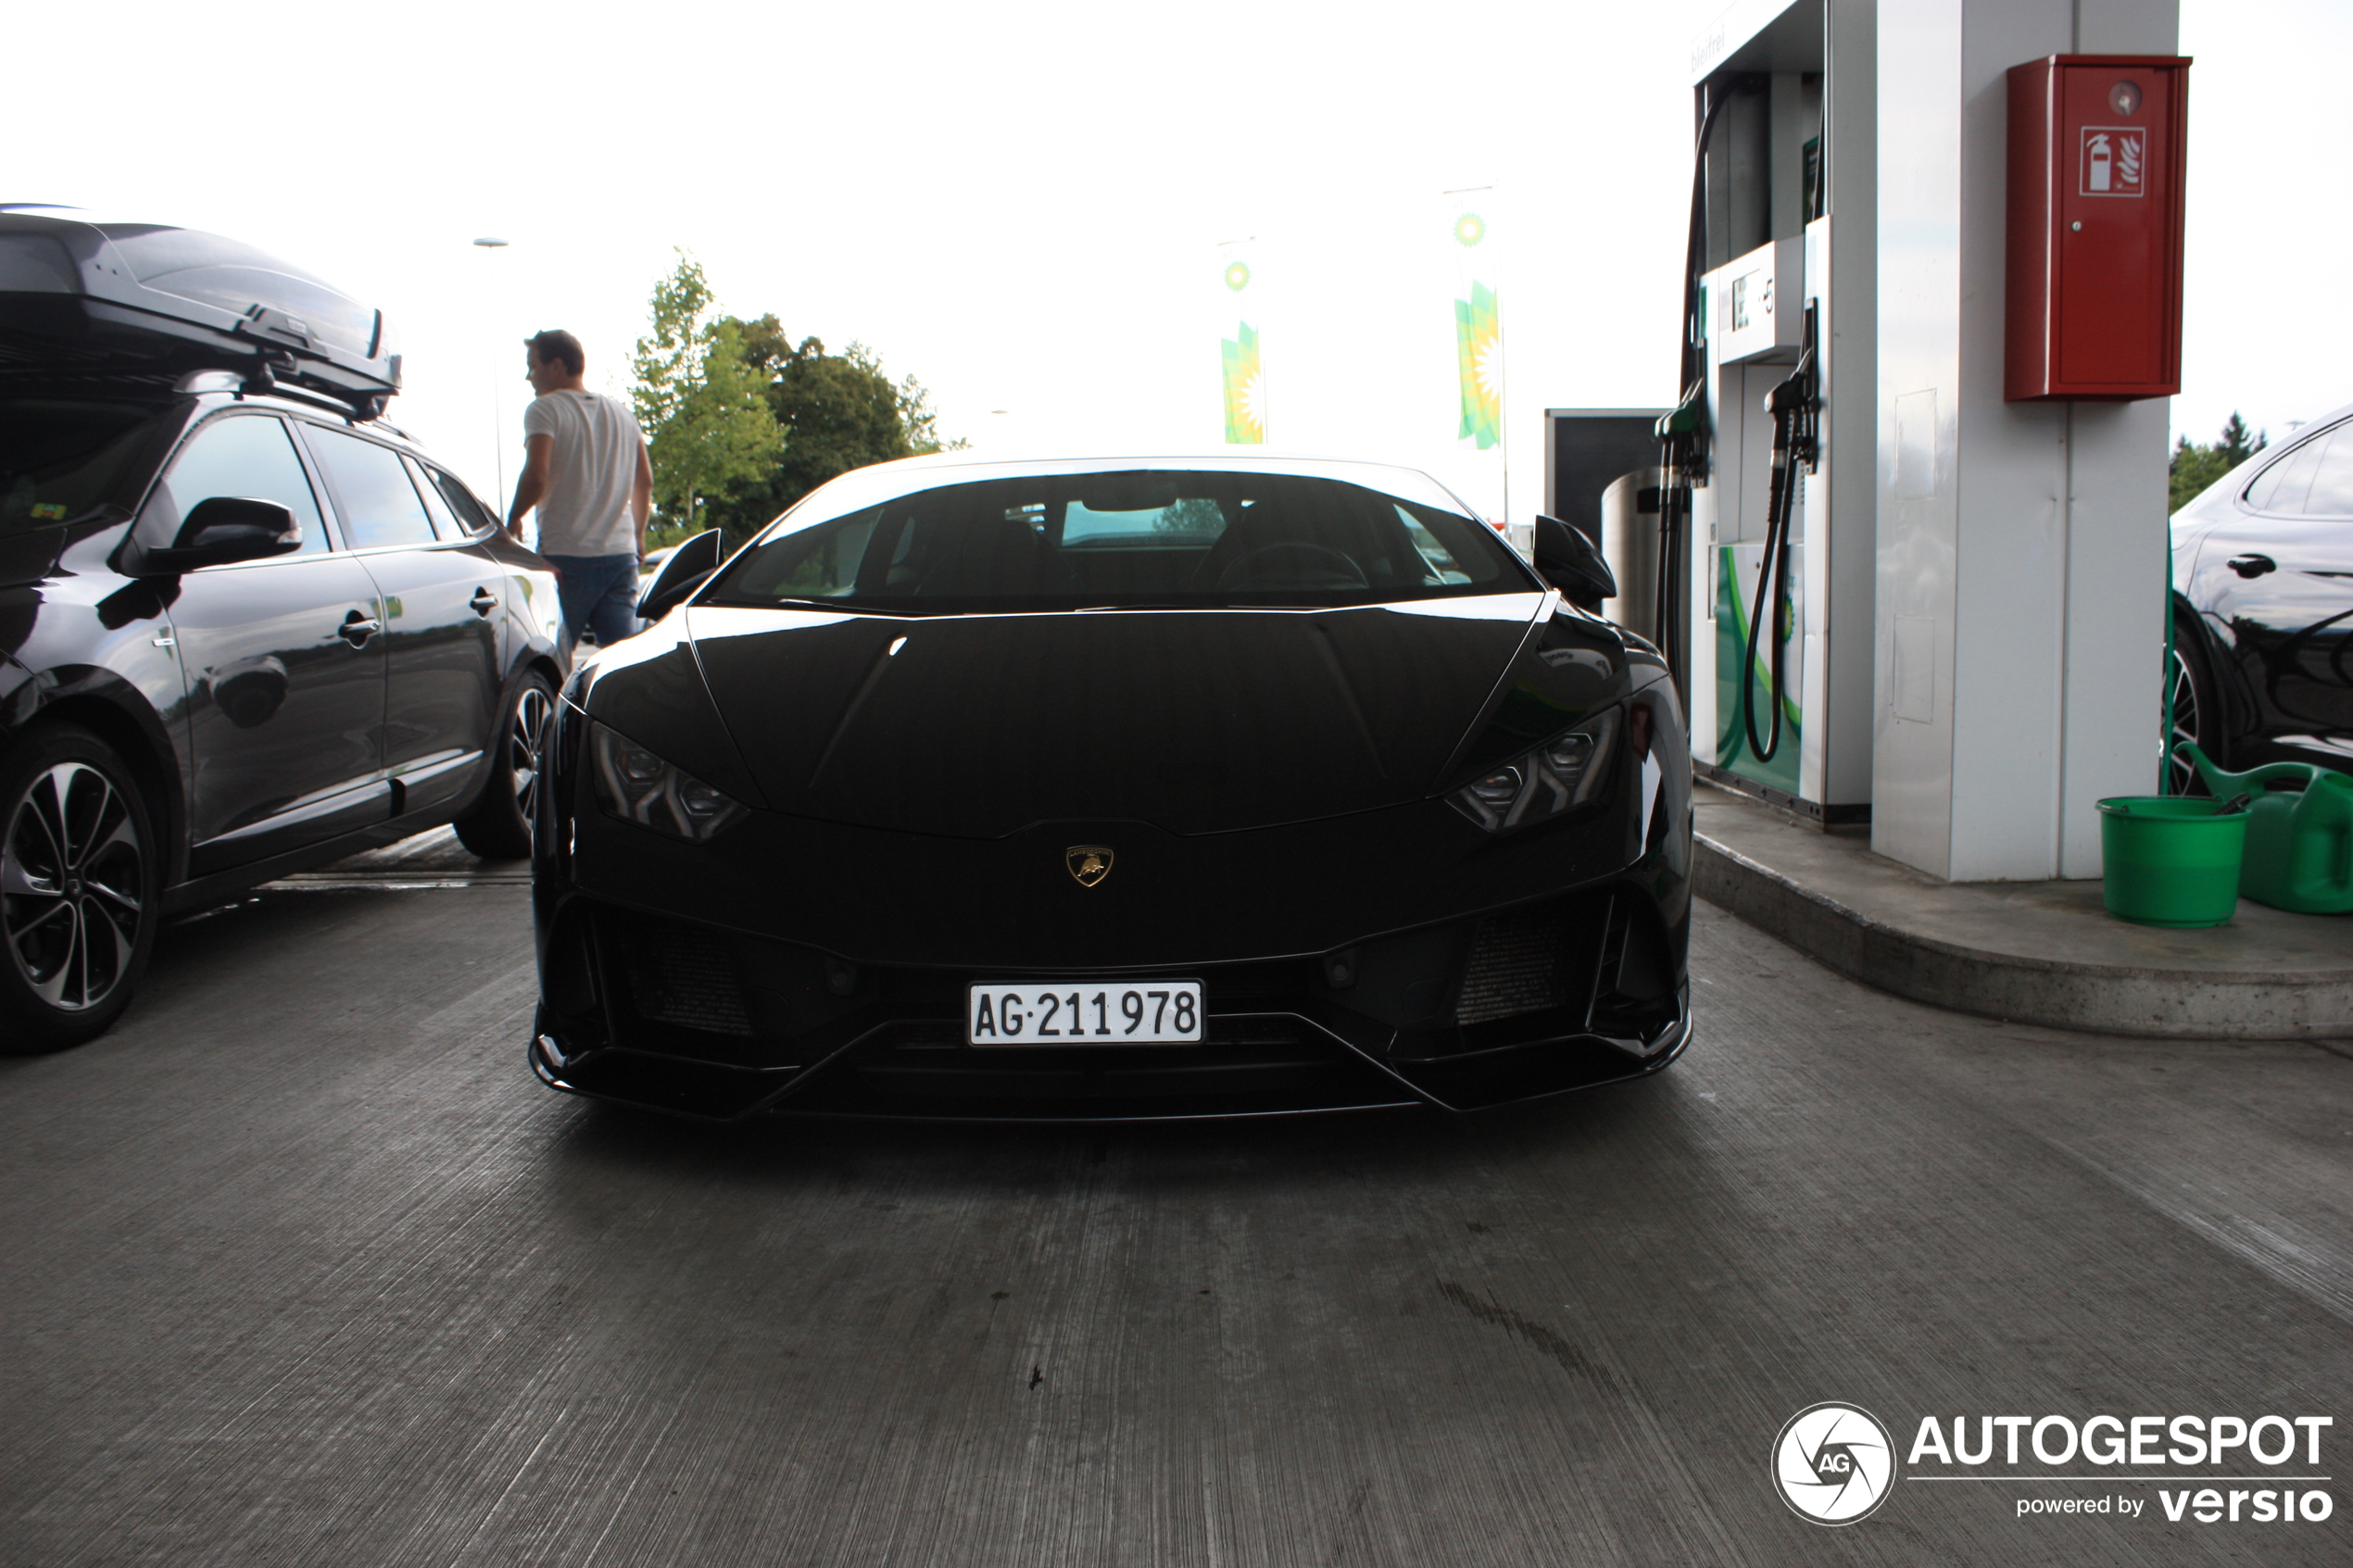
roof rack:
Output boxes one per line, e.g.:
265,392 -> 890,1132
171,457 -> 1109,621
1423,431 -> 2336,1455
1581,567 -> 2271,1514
0,207 -> 401,421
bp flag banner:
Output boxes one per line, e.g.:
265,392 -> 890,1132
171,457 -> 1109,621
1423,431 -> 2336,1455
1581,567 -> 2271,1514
1218,241 -> 1266,445
1447,197 -> 1504,452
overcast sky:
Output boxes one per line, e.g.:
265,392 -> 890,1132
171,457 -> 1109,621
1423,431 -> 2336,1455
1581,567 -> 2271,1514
6,0 -> 2341,516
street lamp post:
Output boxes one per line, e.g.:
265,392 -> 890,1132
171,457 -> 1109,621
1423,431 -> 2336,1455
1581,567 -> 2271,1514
472,237 -> 510,517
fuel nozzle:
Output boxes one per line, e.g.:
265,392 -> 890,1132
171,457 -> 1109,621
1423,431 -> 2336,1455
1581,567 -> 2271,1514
1763,354 -> 1815,482
1764,306 -> 1823,471
1656,380 -> 1707,481
1765,349 -> 1814,418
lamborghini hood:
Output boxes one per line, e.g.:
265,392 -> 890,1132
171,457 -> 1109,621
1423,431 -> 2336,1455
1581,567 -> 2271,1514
661,597 -> 1563,837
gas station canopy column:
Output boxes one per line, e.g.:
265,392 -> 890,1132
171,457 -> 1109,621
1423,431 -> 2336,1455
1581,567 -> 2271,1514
1681,0 -> 2186,882
1874,0 -> 2183,880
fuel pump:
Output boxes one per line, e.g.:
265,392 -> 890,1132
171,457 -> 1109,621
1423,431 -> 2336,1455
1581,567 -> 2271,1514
1742,306 -> 1817,763
1669,1 -> 1875,829
1651,82 -> 1735,707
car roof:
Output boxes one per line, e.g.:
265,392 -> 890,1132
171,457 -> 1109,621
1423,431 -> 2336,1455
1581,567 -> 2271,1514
2171,398 -> 2353,522
794,448 -> 1488,525
2277,401 -> 2353,443
862,446 -> 1456,484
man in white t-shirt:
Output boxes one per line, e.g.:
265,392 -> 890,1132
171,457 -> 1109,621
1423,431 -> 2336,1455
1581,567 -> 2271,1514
507,329 -> 654,651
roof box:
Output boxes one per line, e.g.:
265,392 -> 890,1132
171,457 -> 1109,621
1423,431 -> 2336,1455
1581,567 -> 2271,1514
0,206 -> 400,419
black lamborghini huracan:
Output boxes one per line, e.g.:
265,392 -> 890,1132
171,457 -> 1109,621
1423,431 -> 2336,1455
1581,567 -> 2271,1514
529,454 -> 1692,1120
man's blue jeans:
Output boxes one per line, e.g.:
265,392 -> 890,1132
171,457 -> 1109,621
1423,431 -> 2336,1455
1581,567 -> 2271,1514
544,553 -> 641,651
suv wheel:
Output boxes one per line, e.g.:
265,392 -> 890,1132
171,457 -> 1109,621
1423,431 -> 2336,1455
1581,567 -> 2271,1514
454,672 -> 556,860
0,726 -> 158,1051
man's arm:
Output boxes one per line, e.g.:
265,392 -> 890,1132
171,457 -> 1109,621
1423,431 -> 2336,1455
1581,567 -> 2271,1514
632,441 -> 654,560
508,433 -> 555,540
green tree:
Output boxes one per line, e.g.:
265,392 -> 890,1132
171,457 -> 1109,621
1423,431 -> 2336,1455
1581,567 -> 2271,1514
629,254 -> 782,546
699,316 -> 963,551
2170,410 -> 2265,513
1154,496 -> 1225,533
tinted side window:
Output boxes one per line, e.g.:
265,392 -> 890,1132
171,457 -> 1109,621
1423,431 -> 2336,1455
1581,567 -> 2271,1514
402,456 -> 465,540
306,427 -> 436,548
422,466 -> 497,535
2296,426 -> 2353,518
2245,434 -> 2326,515
151,414 -> 328,556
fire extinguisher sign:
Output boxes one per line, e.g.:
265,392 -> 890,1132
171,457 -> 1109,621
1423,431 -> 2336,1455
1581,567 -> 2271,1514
2080,127 -> 2146,197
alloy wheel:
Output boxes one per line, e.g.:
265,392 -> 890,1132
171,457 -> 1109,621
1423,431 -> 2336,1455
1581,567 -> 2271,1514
509,684 -> 555,829
2165,644 -> 2202,795
3,761 -> 147,1011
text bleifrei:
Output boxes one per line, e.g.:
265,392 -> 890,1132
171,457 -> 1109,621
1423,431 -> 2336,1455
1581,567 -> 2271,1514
1906,1414 -> 2334,1524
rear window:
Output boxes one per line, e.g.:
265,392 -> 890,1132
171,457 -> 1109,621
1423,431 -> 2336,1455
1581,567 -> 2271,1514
0,398 -> 175,535
705,470 -> 1524,614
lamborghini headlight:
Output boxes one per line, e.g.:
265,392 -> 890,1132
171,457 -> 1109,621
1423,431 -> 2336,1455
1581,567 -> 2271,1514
1449,706 -> 1620,832
588,721 -> 748,841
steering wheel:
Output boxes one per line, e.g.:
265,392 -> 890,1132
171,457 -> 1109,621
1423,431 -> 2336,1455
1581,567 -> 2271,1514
1216,542 -> 1369,592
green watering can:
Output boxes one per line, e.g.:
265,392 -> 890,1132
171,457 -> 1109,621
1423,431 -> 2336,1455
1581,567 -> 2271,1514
2174,743 -> 2353,914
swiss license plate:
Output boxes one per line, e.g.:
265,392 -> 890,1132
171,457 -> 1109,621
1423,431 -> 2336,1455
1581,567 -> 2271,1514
967,981 -> 1204,1046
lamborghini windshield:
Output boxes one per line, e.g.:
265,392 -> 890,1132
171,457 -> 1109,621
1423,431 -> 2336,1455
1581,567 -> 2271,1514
703,469 -> 1530,614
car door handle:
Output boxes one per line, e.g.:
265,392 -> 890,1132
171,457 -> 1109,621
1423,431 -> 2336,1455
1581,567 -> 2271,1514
339,610 -> 383,647
2228,554 -> 2277,579
470,588 -> 500,615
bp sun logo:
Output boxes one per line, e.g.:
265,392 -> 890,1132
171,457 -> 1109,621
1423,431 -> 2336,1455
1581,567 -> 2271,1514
1773,1403 -> 1897,1524
1221,321 -> 1265,445
1453,281 -> 1502,449
1224,260 -> 1252,292
1453,212 -> 1486,247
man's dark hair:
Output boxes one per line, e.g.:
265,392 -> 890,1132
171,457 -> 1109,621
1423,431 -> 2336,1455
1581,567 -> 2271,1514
525,330 -> 585,377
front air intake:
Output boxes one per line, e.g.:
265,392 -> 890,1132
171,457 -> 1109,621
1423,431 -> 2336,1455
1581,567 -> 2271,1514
609,912 -> 756,1036
1456,902 -> 1579,1024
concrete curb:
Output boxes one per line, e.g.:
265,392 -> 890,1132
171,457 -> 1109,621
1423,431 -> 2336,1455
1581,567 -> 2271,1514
1694,834 -> 2353,1041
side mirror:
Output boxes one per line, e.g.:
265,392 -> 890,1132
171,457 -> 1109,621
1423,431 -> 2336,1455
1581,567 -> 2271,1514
145,496 -> 301,573
1532,514 -> 1615,611
635,527 -> 725,621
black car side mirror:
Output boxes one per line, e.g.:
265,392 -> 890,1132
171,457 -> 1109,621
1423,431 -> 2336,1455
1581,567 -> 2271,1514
1532,514 -> 1616,611
636,527 -> 725,621
145,496 -> 301,573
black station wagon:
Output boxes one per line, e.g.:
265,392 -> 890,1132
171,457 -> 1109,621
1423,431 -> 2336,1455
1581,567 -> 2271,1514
0,207 -> 560,1048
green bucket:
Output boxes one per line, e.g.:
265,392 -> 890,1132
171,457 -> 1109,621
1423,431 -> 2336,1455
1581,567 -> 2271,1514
2097,796 -> 2247,927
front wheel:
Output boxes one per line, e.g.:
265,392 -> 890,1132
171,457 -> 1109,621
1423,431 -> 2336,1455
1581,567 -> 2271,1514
0,725 -> 159,1052
2168,609 -> 2227,795
454,671 -> 556,859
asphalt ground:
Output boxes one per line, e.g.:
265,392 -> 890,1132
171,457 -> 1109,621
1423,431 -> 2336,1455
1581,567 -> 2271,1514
2,871 -> 2347,1567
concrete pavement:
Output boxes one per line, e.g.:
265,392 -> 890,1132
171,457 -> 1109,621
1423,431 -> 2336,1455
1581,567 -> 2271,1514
1,879 -> 2347,1565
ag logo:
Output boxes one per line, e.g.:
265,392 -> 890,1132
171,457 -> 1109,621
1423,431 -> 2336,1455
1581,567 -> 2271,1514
1065,846 -> 1114,887
1772,1402 -> 1896,1525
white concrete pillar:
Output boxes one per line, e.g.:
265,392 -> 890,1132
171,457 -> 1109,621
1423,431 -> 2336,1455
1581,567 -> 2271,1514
1874,0 -> 2180,882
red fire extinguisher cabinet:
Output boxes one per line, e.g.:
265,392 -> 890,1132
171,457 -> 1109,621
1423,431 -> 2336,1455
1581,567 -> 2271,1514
2006,55 -> 2192,402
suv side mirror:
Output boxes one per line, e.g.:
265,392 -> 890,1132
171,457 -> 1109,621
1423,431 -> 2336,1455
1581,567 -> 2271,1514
635,527 -> 725,621
145,496 -> 302,573
1532,514 -> 1616,611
